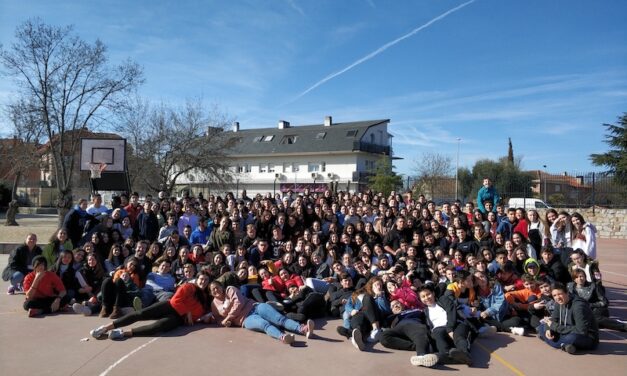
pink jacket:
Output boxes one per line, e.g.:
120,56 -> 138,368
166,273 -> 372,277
210,286 -> 255,327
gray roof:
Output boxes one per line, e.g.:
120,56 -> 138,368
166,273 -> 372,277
225,119 -> 389,156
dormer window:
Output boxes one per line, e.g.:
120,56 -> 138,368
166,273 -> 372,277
280,135 -> 298,144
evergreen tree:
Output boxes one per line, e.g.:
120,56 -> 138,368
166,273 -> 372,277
368,156 -> 403,197
590,113 -> 627,186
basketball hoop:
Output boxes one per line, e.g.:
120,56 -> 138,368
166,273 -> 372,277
89,163 -> 107,179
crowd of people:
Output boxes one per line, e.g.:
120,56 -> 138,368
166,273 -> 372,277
3,178 -> 624,368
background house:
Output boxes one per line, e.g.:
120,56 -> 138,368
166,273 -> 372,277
177,116 -> 397,197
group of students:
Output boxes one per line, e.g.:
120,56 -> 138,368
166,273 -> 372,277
3,181 -> 624,368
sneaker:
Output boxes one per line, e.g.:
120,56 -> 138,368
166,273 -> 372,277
301,319 -> 315,339
280,333 -> 295,345
510,327 -> 525,336
7,286 -> 15,295
561,344 -> 576,354
351,329 -> 365,351
28,308 -> 42,317
410,354 -> 439,368
449,348 -> 472,366
133,296 -> 142,312
72,303 -> 92,316
367,328 -> 381,343
336,326 -> 351,339
90,325 -> 109,339
108,329 -> 125,340
478,325 -> 497,338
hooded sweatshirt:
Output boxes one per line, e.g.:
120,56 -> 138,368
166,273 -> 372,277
549,295 -> 599,343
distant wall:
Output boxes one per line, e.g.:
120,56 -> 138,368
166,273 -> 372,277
539,208 -> 627,239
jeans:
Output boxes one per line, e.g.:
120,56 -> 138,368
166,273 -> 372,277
305,278 -> 330,294
243,303 -> 302,339
10,271 -> 24,288
537,323 -> 598,351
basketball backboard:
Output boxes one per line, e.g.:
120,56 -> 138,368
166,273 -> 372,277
80,138 -> 126,172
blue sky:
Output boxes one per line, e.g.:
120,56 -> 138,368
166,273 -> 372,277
1,0 -> 626,178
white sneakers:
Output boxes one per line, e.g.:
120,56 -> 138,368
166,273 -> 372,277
90,325 -> 109,339
510,327 -> 525,336
410,354 -> 439,368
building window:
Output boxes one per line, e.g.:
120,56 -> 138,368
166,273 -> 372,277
237,165 -> 244,173
321,162 -> 326,172
253,136 -> 263,142
259,164 -> 267,173
555,185 -> 561,192
282,163 -> 290,173
292,163 -> 300,172
316,132 -> 326,140
263,135 -> 274,142
280,135 -> 298,144
245,164 -> 251,173
365,160 -> 375,171
346,130 -> 358,137
268,164 -> 275,173
308,163 -> 320,173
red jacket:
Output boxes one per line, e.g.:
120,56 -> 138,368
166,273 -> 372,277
169,283 -> 207,321
23,271 -> 65,299
261,275 -> 303,298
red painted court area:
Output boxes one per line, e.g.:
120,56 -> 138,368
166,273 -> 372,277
0,239 -> 625,376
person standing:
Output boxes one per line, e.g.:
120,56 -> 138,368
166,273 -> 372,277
477,178 -> 500,214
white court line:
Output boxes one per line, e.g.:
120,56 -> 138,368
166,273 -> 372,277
99,338 -> 158,376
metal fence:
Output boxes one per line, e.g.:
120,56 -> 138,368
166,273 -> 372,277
405,171 -> 627,208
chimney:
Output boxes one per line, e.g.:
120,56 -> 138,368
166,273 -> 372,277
324,116 -> 332,127
278,120 -> 290,129
232,122 -> 240,132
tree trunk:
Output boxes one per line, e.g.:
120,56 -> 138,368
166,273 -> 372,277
5,172 -> 21,226
56,189 -> 73,228
5,200 -> 19,226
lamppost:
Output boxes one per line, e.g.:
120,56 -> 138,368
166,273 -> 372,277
455,137 -> 461,201
542,165 -> 547,202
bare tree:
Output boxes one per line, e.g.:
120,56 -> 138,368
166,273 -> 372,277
413,152 -> 453,199
1,99 -> 44,225
0,19 -> 143,225
114,98 -> 236,195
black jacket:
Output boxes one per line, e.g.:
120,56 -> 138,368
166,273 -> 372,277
549,295 -> 599,342
2,244 -> 42,280
424,294 -> 458,333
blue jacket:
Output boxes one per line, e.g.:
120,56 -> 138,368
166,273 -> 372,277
477,186 -> 500,214
477,282 -> 509,322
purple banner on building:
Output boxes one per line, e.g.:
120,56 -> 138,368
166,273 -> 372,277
280,183 -> 329,193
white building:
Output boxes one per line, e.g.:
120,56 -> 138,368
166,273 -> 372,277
178,116 -> 397,197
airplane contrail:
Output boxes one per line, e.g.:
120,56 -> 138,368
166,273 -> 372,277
290,0 -> 476,103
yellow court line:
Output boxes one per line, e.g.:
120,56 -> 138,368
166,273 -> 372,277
475,342 -> 526,376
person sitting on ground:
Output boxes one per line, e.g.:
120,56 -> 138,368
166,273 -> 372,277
419,285 -> 473,366
379,299 -> 440,368
473,270 -> 525,336
99,257 -> 143,319
336,277 -> 388,350
3,233 -> 42,295
89,271 -> 212,340
139,260 -> 177,309
567,269 -> 626,332
208,281 -> 314,345
537,282 -> 599,354
22,255 -> 70,317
